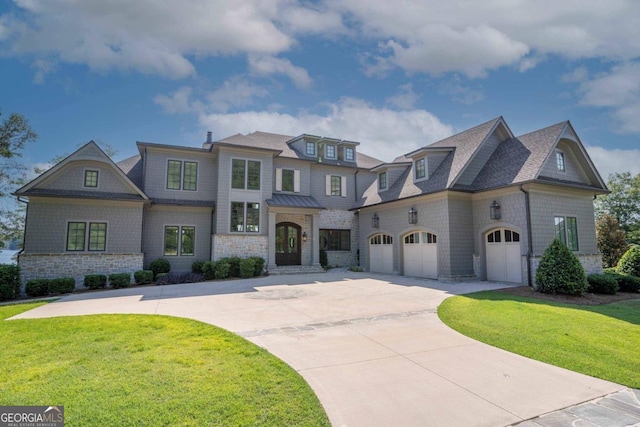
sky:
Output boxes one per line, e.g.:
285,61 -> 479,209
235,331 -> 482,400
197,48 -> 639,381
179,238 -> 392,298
1,0 -> 640,182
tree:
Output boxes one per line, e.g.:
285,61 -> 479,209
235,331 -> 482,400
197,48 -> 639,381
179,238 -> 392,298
596,214 -> 629,268
595,172 -> 640,244
535,238 -> 588,295
0,110 -> 37,248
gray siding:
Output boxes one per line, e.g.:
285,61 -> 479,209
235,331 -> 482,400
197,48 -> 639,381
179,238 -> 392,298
427,153 -> 449,178
23,198 -> 143,254
447,196 -> 475,276
457,132 -> 502,186
539,140 -> 590,184
273,158 -> 311,194
310,164 -> 358,210
42,160 -> 136,194
142,205 -> 213,271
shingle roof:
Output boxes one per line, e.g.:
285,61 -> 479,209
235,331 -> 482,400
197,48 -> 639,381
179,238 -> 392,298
151,198 -> 215,207
117,155 -> 143,188
266,194 -> 325,209
20,188 -> 146,201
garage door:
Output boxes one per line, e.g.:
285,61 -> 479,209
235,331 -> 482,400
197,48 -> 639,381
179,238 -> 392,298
403,231 -> 437,279
486,228 -> 522,283
369,234 -> 393,274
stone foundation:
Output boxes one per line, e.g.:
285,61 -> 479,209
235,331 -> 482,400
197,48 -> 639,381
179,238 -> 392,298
530,253 -> 603,287
212,234 -> 268,261
19,252 -> 144,289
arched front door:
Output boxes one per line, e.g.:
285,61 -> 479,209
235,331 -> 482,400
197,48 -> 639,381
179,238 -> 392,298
276,222 -> 301,266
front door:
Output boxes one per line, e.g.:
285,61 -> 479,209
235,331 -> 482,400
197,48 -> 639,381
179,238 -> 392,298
276,222 -> 301,266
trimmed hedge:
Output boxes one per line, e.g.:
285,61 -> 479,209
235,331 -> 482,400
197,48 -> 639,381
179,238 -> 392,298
616,245 -> 640,278
587,273 -> 619,295
607,271 -> 640,293
156,273 -> 205,286
251,257 -> 265,276
536,239 -> 588,295
134,270 -> 154,285
214,260 -> 230,280
49,277 -> 75,294
239,258 -> 256,278
0,264 -> 21,301
84,274 -> 107,290
109,273 -> 131,289
25,279 -> 50,297
150,258 -> 171,279
222,257 -> 241,277
191,261 -> 205,274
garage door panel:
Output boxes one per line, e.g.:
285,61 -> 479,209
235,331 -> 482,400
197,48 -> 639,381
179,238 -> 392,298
486,229 -> 522,283
403,232 -> 438,280
370,234 -> 394,274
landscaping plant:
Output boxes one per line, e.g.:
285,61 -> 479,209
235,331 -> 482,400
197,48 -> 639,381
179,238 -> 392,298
616,245 -> 640,278
535,238 -> 588,295
149,258 -> 171,279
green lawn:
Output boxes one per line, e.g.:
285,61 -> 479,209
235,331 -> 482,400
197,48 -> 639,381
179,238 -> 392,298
438,292 -> 640,388
0,303 -> 330,426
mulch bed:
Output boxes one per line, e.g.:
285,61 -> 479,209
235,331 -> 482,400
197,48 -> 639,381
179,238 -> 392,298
494,286 -> 640,306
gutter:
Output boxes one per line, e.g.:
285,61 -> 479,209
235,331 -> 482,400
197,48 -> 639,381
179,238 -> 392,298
519,185 -> 533,287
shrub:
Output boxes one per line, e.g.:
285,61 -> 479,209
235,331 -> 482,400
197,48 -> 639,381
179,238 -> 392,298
222,257 -> 241,277
349,266 -> 364,272
239,258 -> 256,278
202,261 -> 216,280
214,260 -> 230,280
156,272 -> 205,285
25,279 -> 50,297
49,277 -> 75,294
250,257 -> 265,276
319,249 -> 328,268
191,261 -> 205,274
134,270 -> 154,285
149,258 -> 171,279
587,273 -> 619,295
84,274 -> 107,290
109,273 -> 131,289
535,239 -> 588,295
616,245 -> 640,278
0,264 -> 21,301
607,272 -> 640,293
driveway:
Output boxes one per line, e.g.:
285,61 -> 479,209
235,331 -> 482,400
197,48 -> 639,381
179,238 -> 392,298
12,271 -> 625,426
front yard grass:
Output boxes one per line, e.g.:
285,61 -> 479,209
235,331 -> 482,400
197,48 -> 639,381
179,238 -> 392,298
0,303 -> 329,426
438,291 -> 640,388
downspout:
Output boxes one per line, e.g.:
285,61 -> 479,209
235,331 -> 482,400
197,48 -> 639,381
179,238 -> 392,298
354,169 -> 360,202
519,185 -> 533,287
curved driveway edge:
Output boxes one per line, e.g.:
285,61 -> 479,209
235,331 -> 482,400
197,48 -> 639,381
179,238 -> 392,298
11,271 -> 624,427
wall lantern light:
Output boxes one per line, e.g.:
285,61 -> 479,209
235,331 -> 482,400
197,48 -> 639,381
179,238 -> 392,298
302,231 -> 308,242
490,200 -> 501,220
372,213 -> 379,229
408,207 -> 418,224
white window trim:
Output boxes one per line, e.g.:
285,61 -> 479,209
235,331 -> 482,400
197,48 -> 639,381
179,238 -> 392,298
414,157 -> 428,182
166,159 -> 199,192
344,147 -> 355,161
306,141 -> 316,156
83,168 -> 100,189
231,158 -> 261,191
325,144 -> 336,159
325,175 -> 347,197
275,168 -> 300,193
555,150 -> 566,173
378,171 -> 388,191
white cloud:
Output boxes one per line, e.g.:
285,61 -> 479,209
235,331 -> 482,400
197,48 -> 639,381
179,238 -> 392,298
31,58 -> 56,84
154,87 -> 201,114
438,77 -> 484,105
199,98 -> 453,162
586,145 -> 640,180
386,84 -> 419,110
248,55 -> 312,89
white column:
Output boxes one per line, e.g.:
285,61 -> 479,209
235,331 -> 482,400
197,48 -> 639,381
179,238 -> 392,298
312,212 -> 320,267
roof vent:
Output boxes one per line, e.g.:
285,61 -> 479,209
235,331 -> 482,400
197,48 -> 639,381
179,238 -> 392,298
206,131 -> 213,143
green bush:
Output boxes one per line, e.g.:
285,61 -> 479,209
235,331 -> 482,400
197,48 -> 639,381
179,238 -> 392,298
239,258 -> 256,278
0,264 -> 21,301
214,260 -> 230,280
202,261 -> 216,280
221,257 -> 241,277
84,274 -> 107,290
319,249 -> 328,268
535,239 -> 588,295
191,261 -> 205,274
250,257 -> 265,276
587,273 -> 619,295
134,270 -> 154,285
25,279 -> 50,297
616,245 -> 640,278
149,258 -> 171,279
49,277 -> 75,294
109,273 -> 131,289
155,273 -> 169,282
348,266 -> 363,272
607,272 -> 640,293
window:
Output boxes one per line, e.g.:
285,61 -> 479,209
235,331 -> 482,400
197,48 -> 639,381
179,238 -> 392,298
275,168 -> 300,192
326,145 -> 336,159
556,150 -> 565,172
378,172 -> 387,190
404,232 -> 436,244
331,176 -> 341,196
306,141 -> 316,156
326,175 -> 346,197
370,235 -> 392,245
231,202 -> 260,233
320,229 -> 350,251
232,159 -> 260,190
66,221 -> 107,251
167,160 -> 198,191
84,170 -> 98,188
415,158 -> 426,180
555,216 -> 578,251
164,226 -> 195,256
282,169 -> 294,192
345,147 -> 355,161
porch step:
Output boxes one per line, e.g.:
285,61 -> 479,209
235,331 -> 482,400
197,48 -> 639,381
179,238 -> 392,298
267,265 -> 326,275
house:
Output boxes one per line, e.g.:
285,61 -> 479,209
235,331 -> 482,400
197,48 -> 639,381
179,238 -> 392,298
15,117 -> 607,287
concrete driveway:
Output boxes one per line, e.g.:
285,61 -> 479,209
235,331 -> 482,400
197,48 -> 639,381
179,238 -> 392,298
11,270 -> 625,426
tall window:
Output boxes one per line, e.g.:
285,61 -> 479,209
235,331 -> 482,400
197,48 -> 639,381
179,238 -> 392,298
164,226 -> 195,256
556,150 -> 565,172
84,170 -> 98,188
232,159 -> 260,190
331,175 -> 342,196
167,160 -> 197,190
66,222 -> 86,251
345,147 -> 354,161
231,202 -> 260,232
415,158 -> 426,179
88,223 -> 107,251
326,145 -> 336,159
555,216 -> 578,251
282,169 -> 294,192
66,221 -> 107,251
320,229 -> 350,251
306,142 -> 316,156
378,172 -> 387,190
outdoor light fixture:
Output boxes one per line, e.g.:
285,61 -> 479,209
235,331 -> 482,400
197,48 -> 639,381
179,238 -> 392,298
408,207 -> 417,224
302,231 -> 308,242
372,213 -> 379,228
490,200 -> 501,220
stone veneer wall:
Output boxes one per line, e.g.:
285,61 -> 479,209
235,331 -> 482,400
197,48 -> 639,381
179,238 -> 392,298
319,209 -> 358,267
212,235 -> 268,261
530,253 -> 603,287
19,253 -> 144,289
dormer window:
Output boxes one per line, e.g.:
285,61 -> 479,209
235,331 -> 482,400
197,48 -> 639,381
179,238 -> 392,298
84,170 -> 99,188
325,145 -> 336,159
306,141 -> 316,156
378,172 -> 387,190
345,147 -> 355,161
415,158 -> 426,180
556,150 -> 565,172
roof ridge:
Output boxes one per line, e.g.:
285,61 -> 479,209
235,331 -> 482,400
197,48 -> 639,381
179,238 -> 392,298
516,120 -> 568,139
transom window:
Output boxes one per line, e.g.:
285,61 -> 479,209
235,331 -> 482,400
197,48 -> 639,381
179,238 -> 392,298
370,234 -> 392,245
84,170 -> 98,188
556,150 -> 565,172
167,160 -> 197,191
232,159 -> 260,190
306,142 -> 316,156
378,172 -> 387,190
487,229 -> 520,243
320,229 -> 350,251
231,202 -> 260,232
345,147 -> 355,161
164,225 -> 195,256
404,232 -> 436,244
66,221 -> 107,251
326,145 -> 336,159
555,216 -> 578,251
415,158 -> 426,180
